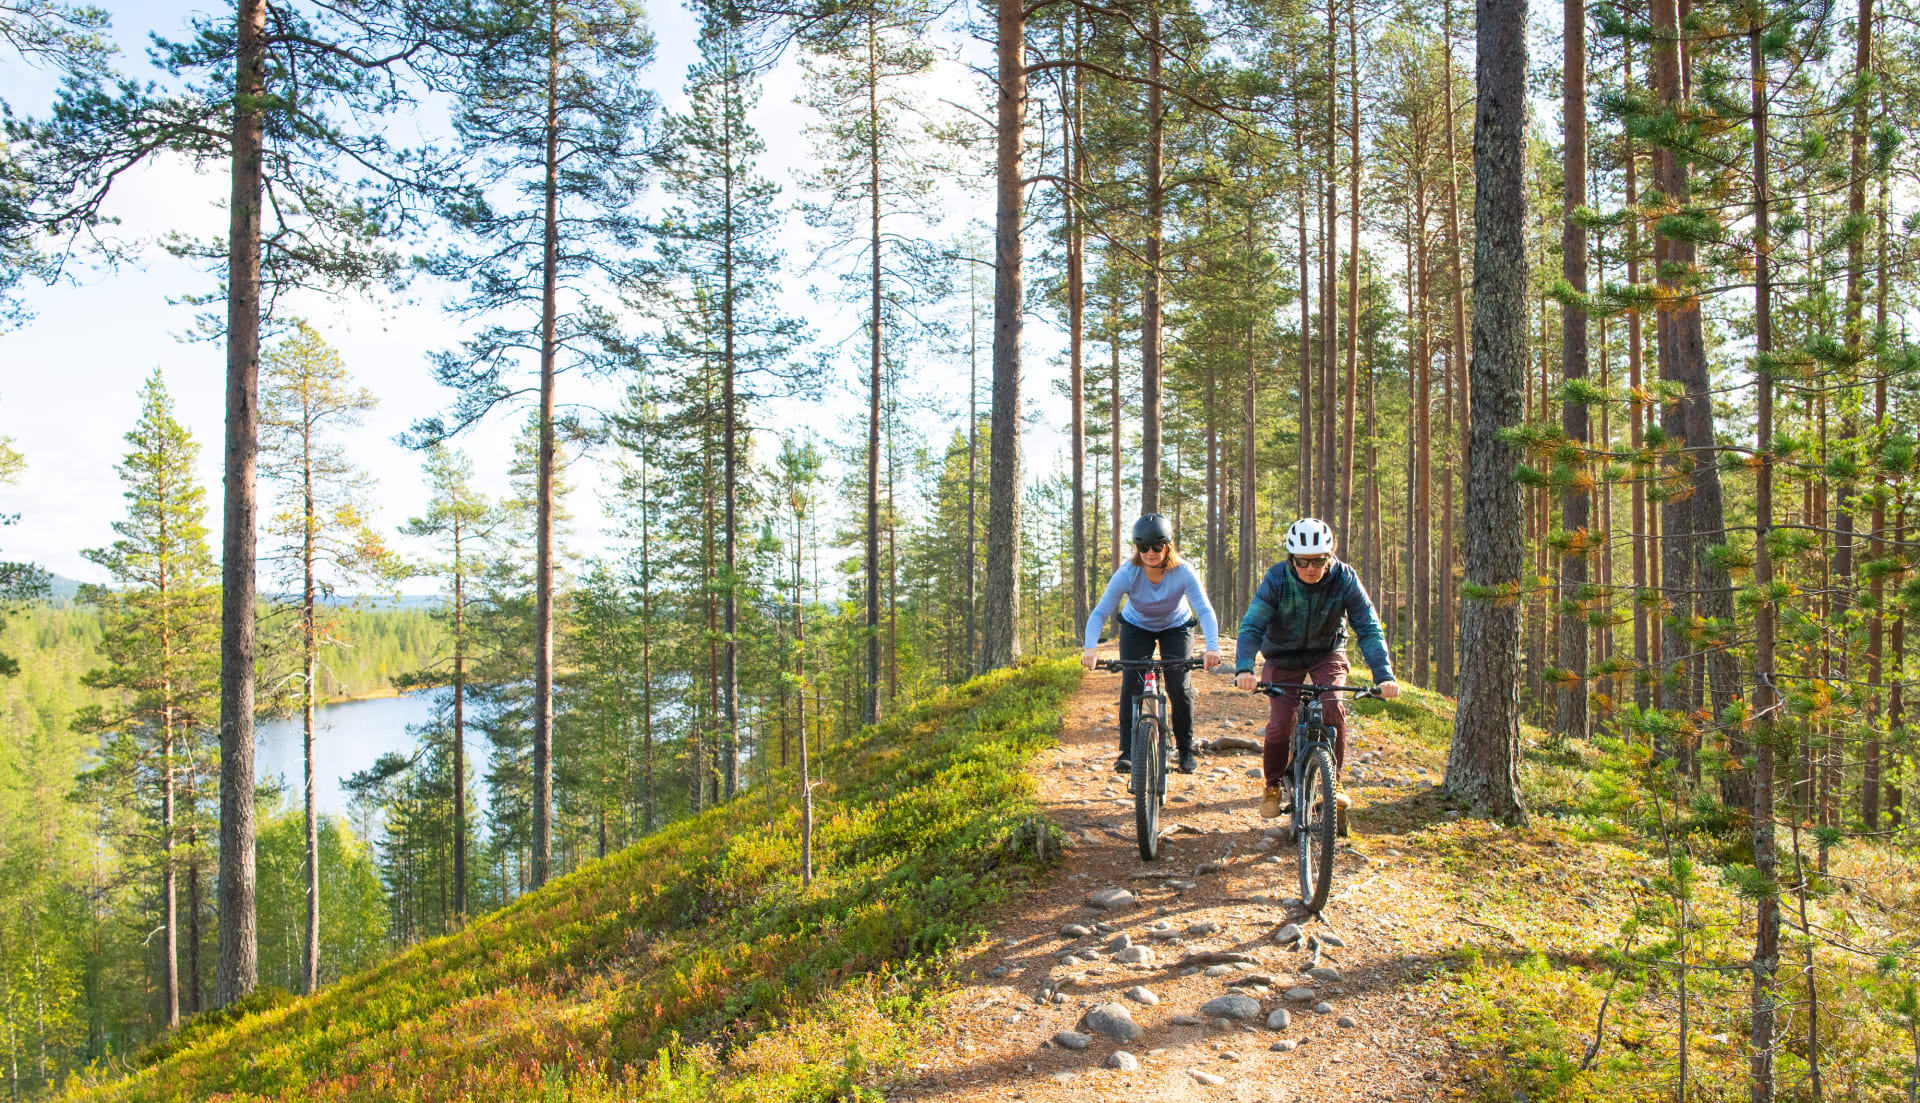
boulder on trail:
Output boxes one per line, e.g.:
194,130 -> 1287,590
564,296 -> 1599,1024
1283,987 -> 1317,1001
1274,923 -> 1303,945
1052,1031 -> 1092,1050
1082,1002 -> 1144,1043
1189,1069 -> 1227,1085
1266,1008 -> 1292,1029
1306,967 -> 1343,983
1086,888 -> 1136,910
1107,933 -> 1132,951
1197,994 -> 1262,1021
1205,735 -> 1262,753
1125,985 -> 1159,1005
1115,945 -> 1154,965
1059,923 -> 1091,938
1106,1050 -> 1139,1070
1178,950 -> 1258,967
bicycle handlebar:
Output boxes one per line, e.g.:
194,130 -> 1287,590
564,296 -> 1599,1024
1250,681 -> 1382,700
1095,657 -> 1208,673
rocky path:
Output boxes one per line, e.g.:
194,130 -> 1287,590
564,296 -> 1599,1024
890,649 -> 1473,1102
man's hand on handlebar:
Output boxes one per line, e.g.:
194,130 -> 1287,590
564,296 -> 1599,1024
1377,680 -> 1401,700
1235,671 -> 1256,692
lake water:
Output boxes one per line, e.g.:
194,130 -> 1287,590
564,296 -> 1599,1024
256,692 -> 449,819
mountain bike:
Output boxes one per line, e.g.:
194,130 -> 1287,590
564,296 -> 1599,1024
1097,656 -> 1206,861
1251,682 -> 1379,913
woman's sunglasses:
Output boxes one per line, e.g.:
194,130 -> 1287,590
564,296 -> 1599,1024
1291,555 -> 1330,569
1137,542 -> 1168,553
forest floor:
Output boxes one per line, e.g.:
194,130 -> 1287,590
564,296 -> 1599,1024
887,645 -> 1481,1102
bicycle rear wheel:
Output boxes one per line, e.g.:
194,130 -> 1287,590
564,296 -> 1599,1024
1133,717 -> 1163,861
1296,747 -> 1338,912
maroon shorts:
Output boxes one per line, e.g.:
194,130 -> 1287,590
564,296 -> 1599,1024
1260,653 -> 1351,784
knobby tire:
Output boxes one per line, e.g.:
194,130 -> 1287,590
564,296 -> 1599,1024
1133,717 -> 1162,861
1297,747 -> 1337,912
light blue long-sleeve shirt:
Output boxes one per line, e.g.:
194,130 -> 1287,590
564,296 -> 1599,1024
1082,562 -> 1220,651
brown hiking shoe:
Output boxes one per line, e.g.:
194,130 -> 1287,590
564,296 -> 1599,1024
1261,785 -> 1285,819
1334,790 -> 1351,811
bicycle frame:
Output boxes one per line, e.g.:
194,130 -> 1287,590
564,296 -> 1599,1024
1253,681 -> 1378,911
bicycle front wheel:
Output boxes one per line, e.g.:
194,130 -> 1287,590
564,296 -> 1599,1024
1133,717 -> 1163,861
1295,747 -> 1338,912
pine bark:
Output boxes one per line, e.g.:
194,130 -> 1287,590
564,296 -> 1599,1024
865,16 -> 883,722
1557,0 -> 1591,742
215,0 -> 265,1007
1446,0 -> 1529,824
981,0 -> 1024,671
530,5 -> 561,887
1140,0 -> 1164,515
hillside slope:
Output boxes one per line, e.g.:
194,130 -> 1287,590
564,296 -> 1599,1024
61,659 -> 1080,1103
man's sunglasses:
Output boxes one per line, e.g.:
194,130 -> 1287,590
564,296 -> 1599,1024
1137,541 -> 1168,553
1291,555 -> 1330,569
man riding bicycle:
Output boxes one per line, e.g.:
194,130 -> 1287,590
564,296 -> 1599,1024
1234,518 -> 1400,818
1082,514 -> 1222,776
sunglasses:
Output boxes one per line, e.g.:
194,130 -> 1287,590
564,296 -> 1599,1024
1137,542 -> 1168,553
1291,555 -> 1330,569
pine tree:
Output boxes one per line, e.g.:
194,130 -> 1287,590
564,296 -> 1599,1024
258,322 -> 397,993
72,371 -> 221,1028
645,1 -> 800,795
415,0 -> 654,888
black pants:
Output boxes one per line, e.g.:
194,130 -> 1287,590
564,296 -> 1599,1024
1117,617 -> 1196,759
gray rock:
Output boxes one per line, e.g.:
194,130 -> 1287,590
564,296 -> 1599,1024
1166,879 -> 1197,890
1314,1001 -> 1334,1014
1083,1002 -> 1144,1043
1107,933 -> 1132,951
1283,987 -> 1317,1001
1053,1031 -> 1092,1050
1105,1051 -> 1139,1071
1125,985 -> 1159,1005
1115,945 -> 1154,965
1211,1017 -> 1233,1029
1189,1070 -> 1226,1086
1281,897 -> 1304,909
1337,1015 -> 1357,1028
1060,923 -> 1092,938
1179,967 -> 1200,977
1306,967 -> 1343,983
1203,964 -> 1231,977
1227,973 -> 1274,988
1094,921 -> 1117,933
1087,888 -> 1137,910
1169,1014 -> 1203,1026
1196,861 -> 1225,875
1220,1050 -> 1244,1062
1198,994 -> 1263,1021
1266,1008 -> 1292,1029
987,964 -> 1010,977
1186,921 -> 1222,937
1317,931 -> 1346,947
1148,928 -> 1183,940
1052,992 -> 1070,1004
1270,1039 -> 1297,1053
1245,767 -> 1264,778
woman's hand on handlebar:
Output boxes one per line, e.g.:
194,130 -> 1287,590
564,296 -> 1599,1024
1203,649 -> 1221,671
1235,671 -> 1257,692
1081,647 -> 1098,671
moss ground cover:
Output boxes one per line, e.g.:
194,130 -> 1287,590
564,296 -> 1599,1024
60,658 -> 1079,1103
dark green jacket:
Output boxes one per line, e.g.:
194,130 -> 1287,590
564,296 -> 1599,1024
1233,557 -> 1394,682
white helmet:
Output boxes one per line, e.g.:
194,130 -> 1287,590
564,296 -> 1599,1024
1284,517 -> 1335,557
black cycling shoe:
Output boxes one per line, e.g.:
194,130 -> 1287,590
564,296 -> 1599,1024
1177,749 -> 1198,774
1114,756 -> 1132,774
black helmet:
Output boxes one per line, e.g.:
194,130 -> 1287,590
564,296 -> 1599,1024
1131,513 -> 1174,547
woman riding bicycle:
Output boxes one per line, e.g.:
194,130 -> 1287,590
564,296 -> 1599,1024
1082,514 -> 1222,776
1234,518 -> 1400,818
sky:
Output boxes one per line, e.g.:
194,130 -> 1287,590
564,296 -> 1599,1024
1,0 -> 1075,593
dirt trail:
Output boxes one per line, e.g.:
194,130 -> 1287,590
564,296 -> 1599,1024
892,648 -> 1472,1102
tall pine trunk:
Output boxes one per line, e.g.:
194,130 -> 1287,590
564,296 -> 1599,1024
1748,23 -> 1780,1099
216,0 -> 265,1008
530,0 -> 562,888
302,449 -> 319,992
1557,0 -> 1590,742
1140,0 -> 1164,515
1447,0 -> 1528,824
981,0 -> 1024,671
865,16 -> 883,721
1064,48 -> 1087,635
